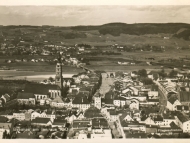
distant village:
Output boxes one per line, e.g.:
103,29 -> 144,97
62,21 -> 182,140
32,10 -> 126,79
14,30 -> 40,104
0,52 -> 190,139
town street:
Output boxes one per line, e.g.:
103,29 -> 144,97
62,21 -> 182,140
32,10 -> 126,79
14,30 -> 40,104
99,73 -> 114,98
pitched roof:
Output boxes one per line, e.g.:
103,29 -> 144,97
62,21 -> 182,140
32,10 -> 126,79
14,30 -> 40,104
147,99 -> 159,102
31,117 -> 51,124
170,121 -> 181,129
107,109 -> 117,115
53,119 -> 66,126
105,90 -> 114,99
163,113 -> 175,119
154,115 -> 163,121
102,98 -> 113,105
73,119 -> 91,128
17,92 -> 35,99
24,83 -> 60,95
168,96 -> 178,104
119,112 -> 132,121
92,118 -> 109,129
72,96 -> 90,104
51,96 -> 64,103
175,111 -> 189,123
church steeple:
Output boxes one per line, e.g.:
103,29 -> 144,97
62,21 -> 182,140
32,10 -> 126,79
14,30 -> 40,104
55,53 -> 63,91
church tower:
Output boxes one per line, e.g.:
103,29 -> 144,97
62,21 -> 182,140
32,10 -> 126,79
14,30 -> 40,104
55,56 -> 63,91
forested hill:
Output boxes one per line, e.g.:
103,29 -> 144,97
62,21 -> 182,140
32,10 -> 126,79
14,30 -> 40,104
71,22 -> 190,38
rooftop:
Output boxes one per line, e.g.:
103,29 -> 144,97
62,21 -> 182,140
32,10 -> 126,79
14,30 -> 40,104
24,83 -> 60,95
17,92 -> 35,99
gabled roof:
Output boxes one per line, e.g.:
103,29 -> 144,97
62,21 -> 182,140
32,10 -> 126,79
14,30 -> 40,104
73,119 -> 91,128
147,99 -> 159,102
141,115 -> 149,121
105,90 -> 114,99
163,113 -> 175,119
24,83 -> 60,95
72,96 -> 90,104
53,119 -> 66,126
168,96 -> 178,104
119,112 -> 132,121
102,99 -> 113,105
154,115 -> 163,121
17,92 -> 35,99
51,96 -> 64,103
170,121 -> 181,129
175,111 -> 189,123
92,118 -> 109,129
114,96 -> 126,101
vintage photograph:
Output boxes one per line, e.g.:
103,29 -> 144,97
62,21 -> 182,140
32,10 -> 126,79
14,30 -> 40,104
1,0 -> 190,139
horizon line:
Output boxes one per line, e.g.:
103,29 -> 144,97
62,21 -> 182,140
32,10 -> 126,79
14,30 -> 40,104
1,22 -> 190,27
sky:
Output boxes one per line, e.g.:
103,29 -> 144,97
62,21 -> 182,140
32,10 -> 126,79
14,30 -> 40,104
0,5 -> 190,26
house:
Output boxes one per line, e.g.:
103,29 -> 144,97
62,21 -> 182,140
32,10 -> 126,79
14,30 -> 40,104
17,92 -> 36,105
140,115 -> 155,125
176,105 -> 189,113
107,109 -> 118,121
102,99 -> 114,108
67,112 -> 77,123
94,95 -> 101,109
163,113 -> 176,126
177,91 -> 190,106
0,122 -> 13,139
148,85 -> 159,98
51,95 -> 65,108
91,118 -> 112,139
119,112 -> 134,122
175,111 -> 190,133
113,96 -> 126,107
120,121 -> 146,132
167,96 -> 181,111
31,111 -> 41,120
147,99 -> 159,105
158,122 -> 183,135
91,118 -> 110,135
72,97 -> 90,111
46,110 -> 56,122
154,115 -> 164,126
31,117 -> 52,126
128,98 -> 139,110
146,124 -> 158,134
13,112 -> 25,121
52,119 -> 67,128
72,119 -> 91,131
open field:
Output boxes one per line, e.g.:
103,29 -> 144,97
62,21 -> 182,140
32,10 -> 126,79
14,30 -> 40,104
62,31 -> 190,47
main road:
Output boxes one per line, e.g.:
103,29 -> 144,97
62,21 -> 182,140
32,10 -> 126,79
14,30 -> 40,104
99,72 -> 115,98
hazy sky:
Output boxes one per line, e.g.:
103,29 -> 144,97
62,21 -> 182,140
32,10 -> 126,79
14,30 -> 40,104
0,5 -> 190,26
